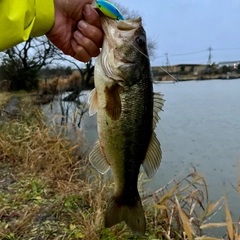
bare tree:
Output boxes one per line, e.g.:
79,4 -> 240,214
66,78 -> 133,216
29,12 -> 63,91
1,36 -> 60,90
62,59 -> 94,101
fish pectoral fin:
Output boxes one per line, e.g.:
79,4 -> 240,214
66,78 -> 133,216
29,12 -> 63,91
88,88 -> 98,116
104,84 -> 122,120
153,92 -> 165,129
142,131 -> 162,178
105,194 -> 146,235
89,141 -> 110,174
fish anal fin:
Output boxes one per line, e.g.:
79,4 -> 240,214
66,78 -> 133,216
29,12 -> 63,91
104,84 -> 122,120
153,92 -> 165,129
89,141 -> 110,174
105,194 -> 146,235
88,88 -> 98,116
142,131 -> 162,178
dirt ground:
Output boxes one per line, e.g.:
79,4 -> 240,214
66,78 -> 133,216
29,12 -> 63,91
0,96 -> 21,124
0,96 -> 21,198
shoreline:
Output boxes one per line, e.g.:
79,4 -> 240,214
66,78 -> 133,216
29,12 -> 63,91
153,73 -> 240,82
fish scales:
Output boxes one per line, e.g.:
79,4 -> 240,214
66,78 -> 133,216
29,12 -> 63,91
88,13 -> 164,235
103,84 -> 153,193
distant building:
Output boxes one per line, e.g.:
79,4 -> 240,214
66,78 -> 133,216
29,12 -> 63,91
152,66 -> 168,75
152,64 -> 207,76
172,64 -> 206,74
218,61 -> 240,69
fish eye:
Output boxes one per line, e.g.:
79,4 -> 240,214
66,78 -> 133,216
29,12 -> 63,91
136,36 -> 145,45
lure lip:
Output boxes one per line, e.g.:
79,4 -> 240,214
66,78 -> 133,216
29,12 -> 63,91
94,0 -> 125,20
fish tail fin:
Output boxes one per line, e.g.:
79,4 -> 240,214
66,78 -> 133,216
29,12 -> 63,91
104,194 -> 146,235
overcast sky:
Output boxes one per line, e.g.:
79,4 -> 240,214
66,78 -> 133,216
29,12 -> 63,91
114,0 -> 240,66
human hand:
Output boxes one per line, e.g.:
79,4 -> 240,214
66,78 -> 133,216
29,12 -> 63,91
46,0 -> 103,62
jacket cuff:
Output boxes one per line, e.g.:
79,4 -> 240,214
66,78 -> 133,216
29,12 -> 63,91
31,0 -> 55,37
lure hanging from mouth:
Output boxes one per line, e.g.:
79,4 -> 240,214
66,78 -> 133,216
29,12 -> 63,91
93,0 -> 125,20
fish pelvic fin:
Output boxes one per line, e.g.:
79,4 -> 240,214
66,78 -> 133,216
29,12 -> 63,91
88,88 -> 98,116
105,194 -> 146,235
104,84 -> 122,120
89,141 -> 110,174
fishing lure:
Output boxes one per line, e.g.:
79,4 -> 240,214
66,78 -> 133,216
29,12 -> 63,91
94,0 -> 125,20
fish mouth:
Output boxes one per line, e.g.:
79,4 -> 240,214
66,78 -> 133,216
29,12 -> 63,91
116,18 -> 142,31
100,15 -> 142,76
100,15 -> 142,64
101,14 -> 142,37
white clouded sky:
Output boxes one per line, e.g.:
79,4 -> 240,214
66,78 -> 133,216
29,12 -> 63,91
114,0 -> 240,66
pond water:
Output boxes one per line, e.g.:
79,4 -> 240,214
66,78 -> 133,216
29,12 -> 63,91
43,79 -> 240,236
152,79 -> 240,236
152,80 -> 240,193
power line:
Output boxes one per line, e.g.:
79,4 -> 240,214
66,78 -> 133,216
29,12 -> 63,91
213,47 -> 240,51
156,46 -> 240,59
169,49 -> 207,57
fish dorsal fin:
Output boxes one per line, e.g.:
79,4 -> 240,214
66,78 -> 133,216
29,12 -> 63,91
104,84 -> 122,120
142,131 -> 162,178
88,88 -> 98,116
153,92 -> 165,129
89,141 -> 110,174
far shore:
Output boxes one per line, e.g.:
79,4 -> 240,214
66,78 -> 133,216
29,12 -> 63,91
154,73 -> 240,82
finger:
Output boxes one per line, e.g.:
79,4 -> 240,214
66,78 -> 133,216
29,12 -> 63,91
74,30 -> 100,57
83,4 -> 102,29
73,31 -> 101,58
78,20 -> 103,48
71,39 -> 91,62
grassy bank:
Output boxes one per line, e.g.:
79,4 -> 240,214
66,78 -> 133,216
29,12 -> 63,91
0,93 -> 239,239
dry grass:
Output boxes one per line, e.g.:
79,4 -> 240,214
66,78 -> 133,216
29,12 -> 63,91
141,166 -> 240,239
38,71 -> 85,94
0,93 -> 239,240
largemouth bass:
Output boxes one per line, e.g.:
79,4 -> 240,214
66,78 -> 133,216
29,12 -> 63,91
88,15 -> 164,235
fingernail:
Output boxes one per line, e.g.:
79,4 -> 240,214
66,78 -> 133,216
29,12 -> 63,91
75,31 -> 83,39
79,20 -> 88,30
83,4 -> 92,15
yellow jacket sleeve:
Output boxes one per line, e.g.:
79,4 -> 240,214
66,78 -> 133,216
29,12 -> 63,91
0,0 -> 54,51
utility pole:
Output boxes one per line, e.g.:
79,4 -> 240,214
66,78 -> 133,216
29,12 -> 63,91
165,53 -> 171,72
207,46 -> 212,65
